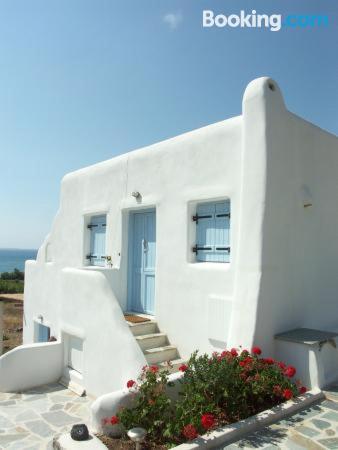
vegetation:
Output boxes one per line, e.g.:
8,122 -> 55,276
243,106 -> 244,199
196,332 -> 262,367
0,280 -> 23,294
103,348 -> 306,447
0,268 -> 24,293
0,268 -> 24,281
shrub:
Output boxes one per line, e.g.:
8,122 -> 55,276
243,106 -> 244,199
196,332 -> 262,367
173,349 -> 301,435
0,279 -> 24,294
0,268 -> 24,281
117,365 -> 174,443
104,348 -> 306,446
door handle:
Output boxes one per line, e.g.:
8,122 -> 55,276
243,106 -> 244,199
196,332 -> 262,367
143,239 -> 148,252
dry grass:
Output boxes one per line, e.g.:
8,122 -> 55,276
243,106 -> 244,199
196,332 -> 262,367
1,295 -> 23,353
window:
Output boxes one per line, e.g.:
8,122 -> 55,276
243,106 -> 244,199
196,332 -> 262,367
87,215 -> 107,266
36,323 -> 50,342
193,200 -> 230,263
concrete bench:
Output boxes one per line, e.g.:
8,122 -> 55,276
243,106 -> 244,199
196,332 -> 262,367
275,328 -> 338,390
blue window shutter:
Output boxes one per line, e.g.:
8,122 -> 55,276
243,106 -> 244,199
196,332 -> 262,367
195,201 -> 230,263
196,202 -> 216,262
38,324 -> 50,342
89,215 -> 107,266
215,201 -> 230,263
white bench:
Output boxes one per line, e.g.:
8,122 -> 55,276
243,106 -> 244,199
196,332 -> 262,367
275,328 -> 338,389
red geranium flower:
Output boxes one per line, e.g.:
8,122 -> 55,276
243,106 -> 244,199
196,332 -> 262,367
201,413 -> 215,430
179,364 -> 188,372
251,346 -> 262,355
283,388 -> 293,400
263,357 -> 275,365
149,365 -> 159,373
239,356 -> 253,367
284,366 -> 296,378
182,424 -> 198,440
230,348 -> 238,357
299,386 -> 307,394
126,379 -> 136,388
110,415 -> 119,425
278,361 -> 286,370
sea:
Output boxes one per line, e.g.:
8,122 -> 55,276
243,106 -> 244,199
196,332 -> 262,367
0,249 -> 38,274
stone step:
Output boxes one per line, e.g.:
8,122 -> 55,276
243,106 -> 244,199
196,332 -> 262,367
135,332 -> 168,351
128,321 -> 158,336
158,358 -> 187,374
144,345 -> 178,364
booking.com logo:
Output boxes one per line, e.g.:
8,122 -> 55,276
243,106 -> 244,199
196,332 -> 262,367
203,10 -> 329,31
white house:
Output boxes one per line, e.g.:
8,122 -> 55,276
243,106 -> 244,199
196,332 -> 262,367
1,77 -> 338,398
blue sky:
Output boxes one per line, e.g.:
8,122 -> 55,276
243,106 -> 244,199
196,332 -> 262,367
0,0 -> 337,249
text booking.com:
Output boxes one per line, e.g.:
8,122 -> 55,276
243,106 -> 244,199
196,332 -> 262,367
203,10 -> 329,31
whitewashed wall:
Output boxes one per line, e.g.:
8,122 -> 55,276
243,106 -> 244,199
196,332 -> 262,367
21,77 -> 338,397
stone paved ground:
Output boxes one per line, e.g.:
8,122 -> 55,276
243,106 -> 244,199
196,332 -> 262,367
222,385 -> 338,450
0,383 -> 92,450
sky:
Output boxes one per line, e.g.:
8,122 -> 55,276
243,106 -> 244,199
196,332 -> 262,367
0,0 -> 337,249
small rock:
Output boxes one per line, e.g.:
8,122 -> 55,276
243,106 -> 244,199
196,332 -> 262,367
326,429 -> 335,436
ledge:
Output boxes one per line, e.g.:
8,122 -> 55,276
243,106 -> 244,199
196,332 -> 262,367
80,266 -> 115,272
275,328 -> 338,346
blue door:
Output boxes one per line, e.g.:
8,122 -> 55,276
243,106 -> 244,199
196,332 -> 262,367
128,210 -> 156,315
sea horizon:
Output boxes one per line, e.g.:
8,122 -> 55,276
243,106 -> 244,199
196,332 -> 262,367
0,248 -> 38,274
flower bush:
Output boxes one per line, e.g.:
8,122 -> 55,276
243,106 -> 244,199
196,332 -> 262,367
104,347 -> 306,447
116,365 -> 174,443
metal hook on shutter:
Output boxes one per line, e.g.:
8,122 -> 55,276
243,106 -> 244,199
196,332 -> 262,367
192,214 -> 212,224
216,213 -> 231,218
192,246 -> 212,254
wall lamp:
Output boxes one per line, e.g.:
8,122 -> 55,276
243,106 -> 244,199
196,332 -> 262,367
132,191 -> 141,199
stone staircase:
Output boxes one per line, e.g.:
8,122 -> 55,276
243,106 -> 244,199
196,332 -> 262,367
128,319 -> 185,373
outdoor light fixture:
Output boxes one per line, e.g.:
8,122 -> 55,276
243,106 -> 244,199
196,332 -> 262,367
131,191 -> 141,199
127,427 -> 147,450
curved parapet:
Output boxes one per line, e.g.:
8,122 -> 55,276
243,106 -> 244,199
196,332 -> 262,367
0,341 -> 63,392
242,77 -> 286,112
24,264 -> 147,397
